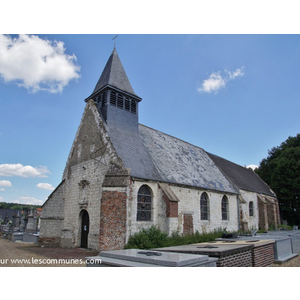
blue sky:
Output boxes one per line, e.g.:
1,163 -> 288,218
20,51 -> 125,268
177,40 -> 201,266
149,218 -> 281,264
0,34 -> 300,205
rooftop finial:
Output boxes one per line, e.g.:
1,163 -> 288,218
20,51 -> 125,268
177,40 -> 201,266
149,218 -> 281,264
112,35 -> 118,48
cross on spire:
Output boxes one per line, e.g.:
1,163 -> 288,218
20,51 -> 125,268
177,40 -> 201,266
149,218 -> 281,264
112,35 -> 118,48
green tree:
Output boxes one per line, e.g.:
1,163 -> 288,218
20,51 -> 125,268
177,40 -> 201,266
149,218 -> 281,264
256,134 -> 300,226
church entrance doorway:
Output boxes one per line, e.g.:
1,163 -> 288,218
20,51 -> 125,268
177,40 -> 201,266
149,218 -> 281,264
80,210 -> 89,248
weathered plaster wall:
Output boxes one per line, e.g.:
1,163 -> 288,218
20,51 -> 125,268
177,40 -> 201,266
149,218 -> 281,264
239,190 -> 259,231
127,180 -> 239,242
173,186 -> 238,234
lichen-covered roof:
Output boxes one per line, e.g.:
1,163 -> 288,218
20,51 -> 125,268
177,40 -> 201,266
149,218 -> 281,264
138,125 -> 237,193
105,118 -> 238,194
207,153 -> 276,197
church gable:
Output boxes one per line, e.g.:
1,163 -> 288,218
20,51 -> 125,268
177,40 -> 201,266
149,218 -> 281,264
63,100 -> 123,179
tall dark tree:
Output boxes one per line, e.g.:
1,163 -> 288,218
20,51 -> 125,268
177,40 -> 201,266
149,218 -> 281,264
256,134 -> 300,226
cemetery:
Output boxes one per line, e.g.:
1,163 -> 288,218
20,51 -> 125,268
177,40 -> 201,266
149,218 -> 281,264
1,207 -> 300,267
0,208 -> 41,244
84,229 -> 300,267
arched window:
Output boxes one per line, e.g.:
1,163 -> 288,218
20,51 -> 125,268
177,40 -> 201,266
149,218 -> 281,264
249,201 -> 254,217
221,195 -> 229,220
137,185 -> 152,221
200,192 -> 209,220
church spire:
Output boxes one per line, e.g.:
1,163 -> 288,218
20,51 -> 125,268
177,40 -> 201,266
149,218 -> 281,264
91,47 -> 139,98
85,47 -> 142,122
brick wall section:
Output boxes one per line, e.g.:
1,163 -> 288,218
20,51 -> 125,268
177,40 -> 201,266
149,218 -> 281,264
99,190 -> 127,251
217,249 -> 252,267
252,244 -> 274,267
183,214 -> 194,235
258,196 -> 268,231
162,193 -> 178,218
267,199 -> 276,228
275,199 -> 281,226
216,244 -> 274,267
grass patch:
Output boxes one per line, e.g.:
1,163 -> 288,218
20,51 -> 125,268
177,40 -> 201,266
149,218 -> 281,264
124,225 -> 226,249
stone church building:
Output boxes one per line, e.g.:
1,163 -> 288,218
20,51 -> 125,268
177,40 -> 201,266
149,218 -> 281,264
39,47 -> 281,250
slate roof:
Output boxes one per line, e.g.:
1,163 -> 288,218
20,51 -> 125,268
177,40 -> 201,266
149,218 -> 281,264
105,108 -> 163,182
207,153 -> 276,197
106,116 -> 238,193
91,47 -> 139,97
138,125 -> 238,194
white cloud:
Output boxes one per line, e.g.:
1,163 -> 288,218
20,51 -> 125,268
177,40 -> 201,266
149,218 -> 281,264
0,163 -> 50,178
227,68 -> 244,79
15,196 -> 44,205
247,164 -> 258,170
198,72 -> 225,93
0,180 -> 12,187
0,188 -> 5,191
0,197 -> 3,201
0,34 -> 80,93
198,68 -> 244,94
37,183 -> 55,191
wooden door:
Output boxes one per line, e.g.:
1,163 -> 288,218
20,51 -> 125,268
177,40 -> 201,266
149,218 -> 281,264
81,210 -> 89,248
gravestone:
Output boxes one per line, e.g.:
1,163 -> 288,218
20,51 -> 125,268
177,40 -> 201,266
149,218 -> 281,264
12,212 -> 21,231
25,209 -> 37,233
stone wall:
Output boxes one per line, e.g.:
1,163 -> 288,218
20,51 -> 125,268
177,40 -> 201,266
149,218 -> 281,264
127,180 -> 239,240
127,180 -> 169,239
257,195 -> 281,231
40,101 -> 125,250
174,185 -> 238,234
39,181 -> 65,247
60,158 -> 106,249
239,190 -> 260,231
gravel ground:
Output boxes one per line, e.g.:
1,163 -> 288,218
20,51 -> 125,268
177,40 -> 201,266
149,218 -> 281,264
0,237 -> 98,267
1,236 -> 299,267
270,254 -> 300,267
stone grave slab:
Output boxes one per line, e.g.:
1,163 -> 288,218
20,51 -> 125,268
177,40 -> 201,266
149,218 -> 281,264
154,242 -> 252,257
86,249 -> 217,267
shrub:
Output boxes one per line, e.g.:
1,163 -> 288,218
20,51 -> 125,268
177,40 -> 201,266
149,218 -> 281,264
278,224 -> 293,230
124,225 -> 168,249
124,226 -> 226,249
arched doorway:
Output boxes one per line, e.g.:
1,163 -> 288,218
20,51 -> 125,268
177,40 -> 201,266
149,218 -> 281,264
80,210 -> 89,248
